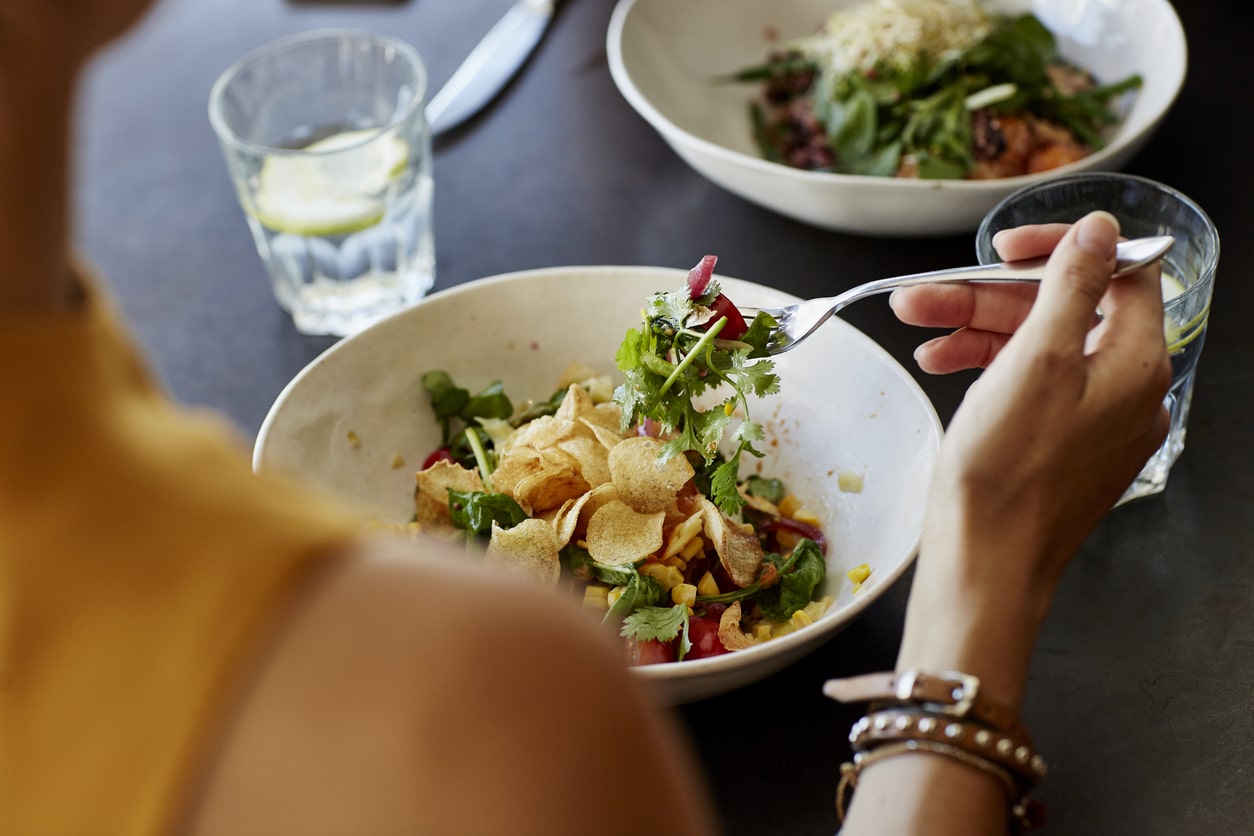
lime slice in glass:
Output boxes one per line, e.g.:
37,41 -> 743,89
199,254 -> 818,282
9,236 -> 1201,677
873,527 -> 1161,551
250,129 -> 408,237
1160,271 -> 1192,353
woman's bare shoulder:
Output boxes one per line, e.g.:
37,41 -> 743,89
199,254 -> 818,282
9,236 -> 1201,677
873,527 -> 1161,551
184,536 -> 717,836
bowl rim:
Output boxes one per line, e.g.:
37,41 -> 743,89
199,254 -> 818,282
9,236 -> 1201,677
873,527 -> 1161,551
605,0 -> 1188,193
254,264 -> 945,691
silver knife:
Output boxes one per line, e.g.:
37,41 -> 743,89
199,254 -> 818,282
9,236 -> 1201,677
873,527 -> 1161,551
426,0 -> 557,137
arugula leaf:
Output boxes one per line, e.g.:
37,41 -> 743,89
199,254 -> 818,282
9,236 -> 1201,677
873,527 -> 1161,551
757,539 -> 826,622
603,572 -> 665,625
422,371 -> 515,449
560,545 -> 637,586
446,489 -> 528,536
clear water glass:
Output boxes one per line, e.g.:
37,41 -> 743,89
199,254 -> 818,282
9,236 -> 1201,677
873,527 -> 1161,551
209,30 -> 435,337
976,173 -> 1220,506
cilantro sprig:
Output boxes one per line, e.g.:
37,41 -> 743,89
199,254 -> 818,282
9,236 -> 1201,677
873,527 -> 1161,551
613,275 -> 780,517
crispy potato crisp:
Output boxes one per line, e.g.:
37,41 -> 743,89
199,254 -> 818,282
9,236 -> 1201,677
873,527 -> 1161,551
699,497 -> 764,588
486,519 -> 561,587
415,461 -> 484,527
609,436 -> 695,515
718,602 -> 756,651
587,500 -> 665,565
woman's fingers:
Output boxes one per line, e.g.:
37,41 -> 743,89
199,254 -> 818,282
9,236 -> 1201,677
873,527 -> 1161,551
1015,212 -> 1121,352
912,328 -> 1013,374
890,281 -> 1039,331
990,223 -> 1071,262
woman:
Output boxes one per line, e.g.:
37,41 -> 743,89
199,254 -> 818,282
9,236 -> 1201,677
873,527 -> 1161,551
0,1 -> 1169,833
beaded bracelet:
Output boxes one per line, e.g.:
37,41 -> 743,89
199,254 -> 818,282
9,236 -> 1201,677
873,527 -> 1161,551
849,707 -> 1048,790
826,670 -> 1047,833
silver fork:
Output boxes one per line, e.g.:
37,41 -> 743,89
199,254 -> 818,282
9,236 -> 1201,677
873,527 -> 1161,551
742,235 -> 1174,355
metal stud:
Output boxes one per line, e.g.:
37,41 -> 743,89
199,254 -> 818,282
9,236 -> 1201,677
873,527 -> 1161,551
1030,755 -> 1048,777
895,714 -> 914,731
945,723 -> 963,740
997,738 -> 1014,757
874,714 -> 890,731
918,717 -> 937,734
1015,746 -> 1031,764
973,729 -> 992,748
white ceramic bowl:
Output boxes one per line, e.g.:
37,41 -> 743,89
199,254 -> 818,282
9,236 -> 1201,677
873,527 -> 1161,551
607,0 -> 1186,237
254,267 -> 942,703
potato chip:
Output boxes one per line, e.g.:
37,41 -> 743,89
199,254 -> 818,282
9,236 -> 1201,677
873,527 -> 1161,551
586,500 -> 665,566
512,462 -> 590,515
558,435 -> 612,487
581,419 -> 625,455
554,382 -> 597,424
547,492 -> 595,547
608,436 -> 694,514
414,460 -> 484,527
717,602 -> 756,651
486,519 -> 561,587
699,497 -> 763,588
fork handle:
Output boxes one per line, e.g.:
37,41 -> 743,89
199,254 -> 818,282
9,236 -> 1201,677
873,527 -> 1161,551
853,235 -> 1175,296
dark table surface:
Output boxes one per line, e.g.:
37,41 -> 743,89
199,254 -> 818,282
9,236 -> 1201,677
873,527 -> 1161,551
77,0 -> 1254,832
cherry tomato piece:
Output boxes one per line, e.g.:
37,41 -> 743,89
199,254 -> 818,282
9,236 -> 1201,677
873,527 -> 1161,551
625,637 -> 676,666
707,293 -> 749,341
686,616 -> 730,660
422,447 -> 455,469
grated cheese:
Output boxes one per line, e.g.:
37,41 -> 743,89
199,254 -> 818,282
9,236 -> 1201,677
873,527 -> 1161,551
796,0 -> 995,76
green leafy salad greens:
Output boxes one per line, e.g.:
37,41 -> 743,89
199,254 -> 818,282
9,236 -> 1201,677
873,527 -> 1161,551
613,274 -> 782,518
732,3 -> 1142,179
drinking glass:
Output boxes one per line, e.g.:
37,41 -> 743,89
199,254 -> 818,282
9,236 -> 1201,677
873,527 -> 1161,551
209,30 -> 435,337
976,173 -> 1220,505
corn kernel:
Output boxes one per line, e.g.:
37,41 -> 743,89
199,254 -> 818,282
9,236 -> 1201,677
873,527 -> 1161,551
346,430 -> 361,449
792,508 -> 821,526
804,596 -> 834,620
696,570 -> 720,598
389,452 -> 406,469
777,494 -> 802,518
582,585 -> 610,610
640,562 -> 684,592
724,402 -> 735,416
607,585 -> 627,608
672,583 -> 697,608
770,620 -> 796,638
753,623 -> 773,642
847,563 -> 871,586
790,609 -> 814,630
680,537 -> 705,561
662,554 -> 687,572
776,530 -> 799,550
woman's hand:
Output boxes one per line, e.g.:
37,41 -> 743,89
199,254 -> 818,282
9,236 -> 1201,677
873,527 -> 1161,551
842,212 -> 1172,836
898,211 -> 1173,710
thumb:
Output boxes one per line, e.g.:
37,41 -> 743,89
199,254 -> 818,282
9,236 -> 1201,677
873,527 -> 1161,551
1018,211 -> 1120,350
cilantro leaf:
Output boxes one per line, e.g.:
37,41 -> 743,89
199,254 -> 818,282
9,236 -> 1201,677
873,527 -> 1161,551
620,604 -> 693,659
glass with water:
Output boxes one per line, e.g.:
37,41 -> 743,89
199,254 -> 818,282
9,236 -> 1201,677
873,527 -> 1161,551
210,30 -> 435,337
976,173 -> 1220,505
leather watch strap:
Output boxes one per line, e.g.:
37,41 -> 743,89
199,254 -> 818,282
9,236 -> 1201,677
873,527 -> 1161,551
823,669 -> 1020,733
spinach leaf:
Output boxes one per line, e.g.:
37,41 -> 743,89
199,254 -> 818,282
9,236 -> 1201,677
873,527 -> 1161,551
745,475 -> 787,505
560,545 -> 637,586
446,489 -> 528,536
757,539 -> 826,622
603,572 -> 665,625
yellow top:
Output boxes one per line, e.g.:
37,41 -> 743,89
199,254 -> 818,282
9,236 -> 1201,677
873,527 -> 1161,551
0,269 -> 358,834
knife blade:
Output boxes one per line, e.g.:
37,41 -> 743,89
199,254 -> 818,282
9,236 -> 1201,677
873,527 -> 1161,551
425,0 -> 557,137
